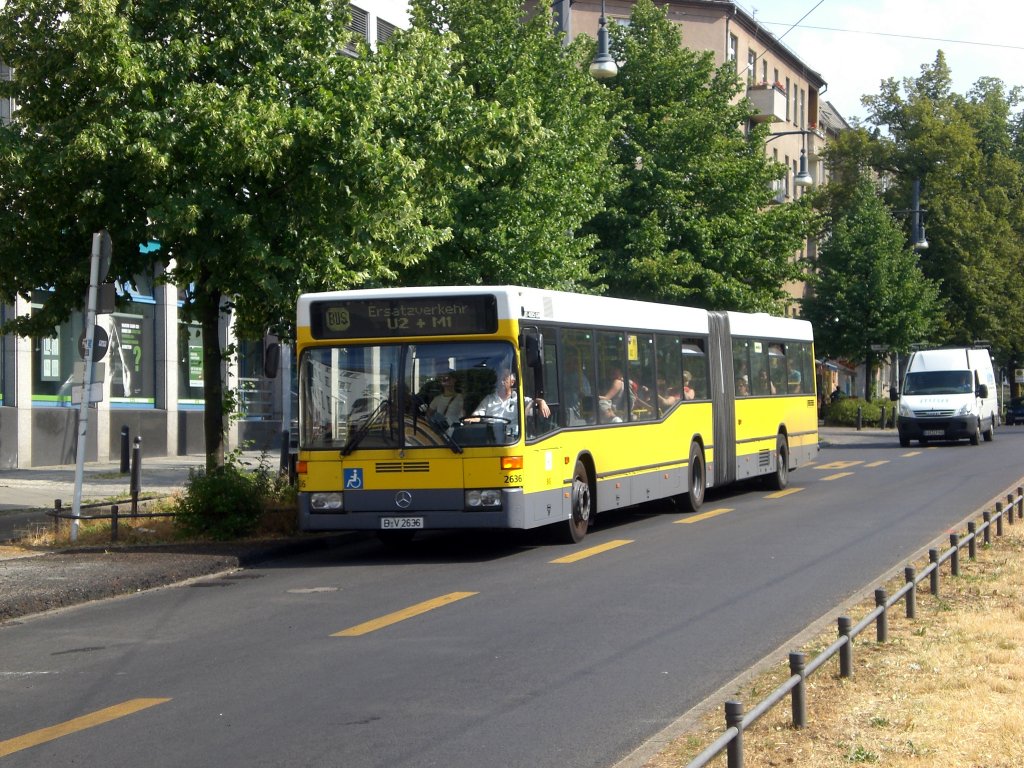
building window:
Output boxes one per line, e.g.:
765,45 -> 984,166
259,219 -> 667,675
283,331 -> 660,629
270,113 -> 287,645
746,49 -> 756,85
0,61 -> 12,125
785,77 -> 791,122
344,5 -> 370,57
800,88 -> 806,129
376,18 -> 397,45
728,34 -> 738,70
761,60 -> 768,84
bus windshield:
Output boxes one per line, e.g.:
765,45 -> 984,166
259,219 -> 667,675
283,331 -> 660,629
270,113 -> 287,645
902,370 -> 973,396
299,340 -> 520,451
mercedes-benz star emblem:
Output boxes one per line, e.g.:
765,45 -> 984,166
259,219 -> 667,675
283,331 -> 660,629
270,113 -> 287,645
395,491 -> 413,509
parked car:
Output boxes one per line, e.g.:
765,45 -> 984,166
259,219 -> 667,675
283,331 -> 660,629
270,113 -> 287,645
1005,396 -> 1024,426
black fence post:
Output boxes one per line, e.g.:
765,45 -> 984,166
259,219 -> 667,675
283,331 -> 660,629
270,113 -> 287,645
1017,486 -> 1023,521
111,504 -> 119,543
838,616 -> 853,678
996,502 -> 1004,537
878,406 -> 886,430
130,436 -> 142,516
929,548 -> 940,596
983,511 -> 992,545
856,406 -> 863,430
875,589 -> 888,643
949,533 -> 960,576
119,425 -> 130,474
53,499 -> 62,535
904,566 -> 916,619
1008,498 -> 1015,527
789,652 -> 806,729
725,700 -> 744,768
967,522 -> 977,560
1009,494 -> 1018,524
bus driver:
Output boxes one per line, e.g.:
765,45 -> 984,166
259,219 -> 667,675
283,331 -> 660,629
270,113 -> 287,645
468,367 -> 550,421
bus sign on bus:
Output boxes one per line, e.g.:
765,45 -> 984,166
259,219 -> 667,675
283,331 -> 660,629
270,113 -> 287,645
311,295 -> 498,339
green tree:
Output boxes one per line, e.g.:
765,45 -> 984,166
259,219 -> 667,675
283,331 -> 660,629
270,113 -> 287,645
861,52 -> 1024,364
0,0 -> 465,467
587,0 -> 818,312
803,175 -> 940,399
401,0 -> 615,289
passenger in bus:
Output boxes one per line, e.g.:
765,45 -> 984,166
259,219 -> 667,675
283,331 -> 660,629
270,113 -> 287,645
757,368 -> 777,395
788,370 -> 802,394
736,375 -> 750,396
468,367 -> 550,421
601,367 -> 626,410
563,348 -> 594,425
683,371 -> 696,400
655,378 -> 680,409
427,370 -> 464,427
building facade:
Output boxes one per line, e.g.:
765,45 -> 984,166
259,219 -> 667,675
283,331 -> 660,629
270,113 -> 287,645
0,2 -> 407,469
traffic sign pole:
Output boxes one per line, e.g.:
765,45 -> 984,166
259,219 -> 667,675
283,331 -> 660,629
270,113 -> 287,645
70,230 -> 110,541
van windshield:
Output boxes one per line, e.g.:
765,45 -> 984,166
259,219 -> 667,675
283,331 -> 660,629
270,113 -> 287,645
902,370 -> 973,396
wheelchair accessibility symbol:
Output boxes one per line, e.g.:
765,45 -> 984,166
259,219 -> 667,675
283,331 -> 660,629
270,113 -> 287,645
344,468 -> 363,490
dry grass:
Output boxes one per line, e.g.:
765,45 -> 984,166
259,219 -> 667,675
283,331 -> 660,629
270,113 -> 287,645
646,524 -> 1024,768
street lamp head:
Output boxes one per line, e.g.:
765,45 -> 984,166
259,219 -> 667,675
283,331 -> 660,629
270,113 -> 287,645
589,0 -> 618,80
913,224 -> 928,250
793,147 -> 813,188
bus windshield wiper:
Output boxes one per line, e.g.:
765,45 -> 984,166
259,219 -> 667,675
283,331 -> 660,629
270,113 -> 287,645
341,399 -> 390,456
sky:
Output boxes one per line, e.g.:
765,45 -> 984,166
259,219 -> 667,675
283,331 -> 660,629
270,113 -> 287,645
743,0 -> 1024,125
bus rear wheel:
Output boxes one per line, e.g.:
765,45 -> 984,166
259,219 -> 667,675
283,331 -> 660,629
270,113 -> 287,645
680,442 -> 705,513
768,434 -> 789,491
563,460 -> 592,544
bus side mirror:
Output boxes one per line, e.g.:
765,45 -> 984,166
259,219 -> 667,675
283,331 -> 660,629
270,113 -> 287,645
889,388 -> 899,401
263,334 -> 281,379
523,332 -> 543,368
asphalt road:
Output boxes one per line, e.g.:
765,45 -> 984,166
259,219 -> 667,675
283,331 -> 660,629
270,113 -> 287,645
2,427 -> 1023,768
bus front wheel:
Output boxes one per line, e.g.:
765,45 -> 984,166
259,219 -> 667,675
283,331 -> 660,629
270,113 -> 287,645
680,442 -> 705,512
564,460 -> 592,544
768,434 -> 789,491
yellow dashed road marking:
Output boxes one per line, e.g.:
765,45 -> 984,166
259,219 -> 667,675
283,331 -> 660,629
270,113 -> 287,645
865,460 -> 889,467
822,472 -> 854,481
0,698 -> 171,758
333,592 -> 478,637
764,487 -> 804,499
674,507 -> 734,524
550,539 -> 633,564
815,460 -> 864,470
902,451 -> 922,457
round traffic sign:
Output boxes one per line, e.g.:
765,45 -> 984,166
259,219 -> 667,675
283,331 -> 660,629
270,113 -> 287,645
78,325 -> 110,361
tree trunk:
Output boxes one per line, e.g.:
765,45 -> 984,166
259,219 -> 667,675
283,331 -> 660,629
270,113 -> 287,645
199,286 -> 226,470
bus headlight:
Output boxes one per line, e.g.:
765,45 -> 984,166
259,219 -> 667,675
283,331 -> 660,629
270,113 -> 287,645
310,492 -> 343,511
465,489 -> 502,509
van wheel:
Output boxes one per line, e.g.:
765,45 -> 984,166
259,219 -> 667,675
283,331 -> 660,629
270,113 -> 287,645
899,433 -> 910,448
983,416 -> 994,442
970,424 -> 981,445
768,434 -> 789,491
562,460 -> 592,544
680,442 -> 705,512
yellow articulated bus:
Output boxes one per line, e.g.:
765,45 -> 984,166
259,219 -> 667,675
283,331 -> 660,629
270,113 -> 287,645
295,286 -> 818,543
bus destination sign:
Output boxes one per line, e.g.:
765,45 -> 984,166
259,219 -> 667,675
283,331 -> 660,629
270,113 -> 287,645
311,295 -> 498,339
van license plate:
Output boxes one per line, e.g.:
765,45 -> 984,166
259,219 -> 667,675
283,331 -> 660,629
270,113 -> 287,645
381,517 -> 423,530
924,430 -> 944,436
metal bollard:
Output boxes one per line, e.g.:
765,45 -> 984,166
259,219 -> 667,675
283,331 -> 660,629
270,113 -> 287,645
856,406 -> 863,430
838,616 -> 853,678
131,436 -> 142,515
53,499 -> 62,535
875,589 -> 888,643
949,533 -> 960,576
878,406 -> 886,430
929,548 -> 940,596
1010,494 -> 1018,524
120,425 -> 130,474
725,700 -> 744,768
111,504 -> 119,543
996,502 -> 1004,537
790,652 -> 807,729
983,511 -> 992,545
968,522 -> 977,560
1017,486 -> 1023,521
904,566 -> 916,619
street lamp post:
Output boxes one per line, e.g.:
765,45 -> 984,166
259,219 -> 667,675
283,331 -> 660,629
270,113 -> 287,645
589,0 -> 618,80
894,178 -> 928,250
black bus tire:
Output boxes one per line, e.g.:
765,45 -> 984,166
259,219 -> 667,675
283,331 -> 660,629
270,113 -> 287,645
680,442 -> 705,513
768,434 -> 789,491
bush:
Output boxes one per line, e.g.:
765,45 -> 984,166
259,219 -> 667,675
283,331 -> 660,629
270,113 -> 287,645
824,397 -> 895,428
173,453 -> 292,540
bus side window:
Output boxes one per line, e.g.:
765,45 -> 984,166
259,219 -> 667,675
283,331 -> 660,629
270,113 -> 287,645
561,330 -> 596,426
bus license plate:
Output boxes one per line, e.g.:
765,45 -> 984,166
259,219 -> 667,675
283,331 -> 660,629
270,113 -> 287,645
381,517 -> 424,530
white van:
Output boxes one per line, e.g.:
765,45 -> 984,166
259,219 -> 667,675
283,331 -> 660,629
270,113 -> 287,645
891,347 -> 998,447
